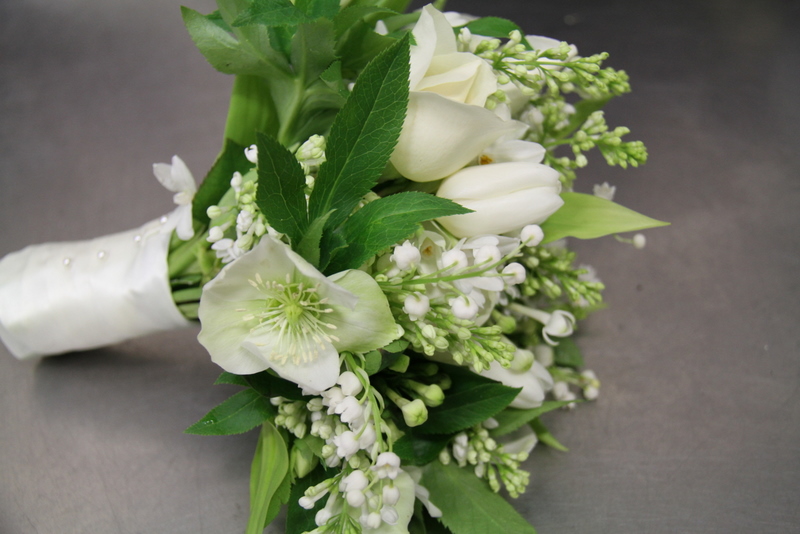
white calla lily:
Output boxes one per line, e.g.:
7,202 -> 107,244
436,161 -> 564,237
197,236 -> 398,393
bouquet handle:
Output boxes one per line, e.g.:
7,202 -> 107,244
0,212 -> 192,360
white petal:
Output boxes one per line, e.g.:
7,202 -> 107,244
242,337 -> 340,394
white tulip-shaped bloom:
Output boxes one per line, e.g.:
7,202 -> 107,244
197,236 -> 398,393
390,6 -> 518,182
436,161 -> 564,237
391,92 -> 520,182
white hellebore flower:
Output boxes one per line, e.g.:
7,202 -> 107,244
390,6 -> 519,182
197,236 -> 398,393
436,161 -> 564,237
152,155 -> 197,240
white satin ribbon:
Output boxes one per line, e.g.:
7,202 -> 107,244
0,213 -> 193,360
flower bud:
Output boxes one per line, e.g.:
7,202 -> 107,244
400,399 -> 428,427
437,162 -> 563,237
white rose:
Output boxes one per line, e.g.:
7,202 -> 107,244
390,6 -> 516,182
436,161 -> 564,237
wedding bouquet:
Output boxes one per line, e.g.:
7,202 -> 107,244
0,1 -> 667,532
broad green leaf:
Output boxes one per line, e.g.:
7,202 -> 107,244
464,17 -> 521,38
394,433 -> 451,466
553,337 -> 584,368
336,21 -> 398,75
291,21 -> 337,87
244,370 -> 309,401
185,389 -> 275,435
334,5 -> 397,37
286,465 -> 331,534
223,75 -> 279,146
268,25 -> 294,58
192,137 -> 251,225
263,469 -> 292,527
214,371 -> 249,387
296,0 -> 340,20
421,462 -> 537,534
296,211 -> 335,268
490,401 -> 577,437
182,6 -> 268,75
206,10 -> 233,32
320,61 -> 350,98
531,418 -> 568,451
247,422 -> 290,534
364,349 -> 401,375
255,132 -> 309,245
384,339 -> 410,353
233,0 -> 308,27
307,35 -> 410,230
417,365 -> 521,435
327,192 -> 471,272
541,192 -> 669,243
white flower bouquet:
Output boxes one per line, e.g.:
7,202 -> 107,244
0,1 -> 668,533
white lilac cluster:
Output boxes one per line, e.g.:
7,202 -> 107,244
278,370 -> 440,532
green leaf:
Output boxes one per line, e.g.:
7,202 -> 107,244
364,347 -> 402,375
296,211 -> 335,268
394,433 -> 451,466
264,469 -> 292,526
327,192 -> 471,272
214,371 -> 250,387
291,20 -> 337,86
334,5 -> 397,38
320,61 -> 350,98
286,465 -> 331,534
233,0 -> 308,27
553,337 -> 584,368
255,132 -> 309,245
244,370 -> 309,401
307,35 -> 410,231
541,192 -> 669,243
223,75 -> 280,146
384,339 -> 410,353
185,389 -> 275,435
417,365 -> 521,435
490,401 -> 577,437
182,6 -> 268,75
247,422 -> 290,534
464,17 -> 521,38
192,138 -> 251,225
421,462 -> 537,534
296,0 -> 340,20
531,418 -> 568,451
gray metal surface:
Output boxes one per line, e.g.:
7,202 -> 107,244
1,1 -> 798,532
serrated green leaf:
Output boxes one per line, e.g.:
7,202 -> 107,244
296,0 -> 340,20
192,138 -> 251,225
464,17 -> 521,38
255,132 -> 309,245
286,465 -> 331,534
417,365 -> 520,435
531,418 -> 568,451
185,389 -> 275,435
307,35 -> 410,231
214,371 -> 250,387
421,462 -> 537,534
244,370 -> 309,401
291,21 -> 336,87
553,337 -> 584,368
394,433 -> 451,466
182,6 -> 268,75
541,192 -> 669,243
248,422 -> 290,534
490,401 -> 577,437
233,0 -> 308,27
268,24 -> 294,58
327,192 -> 471,272
320,60 -> 349,98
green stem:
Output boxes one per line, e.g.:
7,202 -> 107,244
167,232 -> 207,279
275,77 -> 306,147
172,287 -> 203,303
224,75 -> 279,147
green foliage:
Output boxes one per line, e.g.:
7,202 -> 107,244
541,192 -> 669,243
553,337 -> 584,368
214,371 -> 250,386
422,462 -> 537,534
286,466 -> 331,534
531,418 -> 568,451
255,132 -> 309,245
244,370 -> 310,401
394,433 -> 451,466
416,365 -> 520,435
327,192 -> 471,272
247,422 -> 290,534
490,401 -> 576,437
185,389 -> 275,435
464,17 -> 521,38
